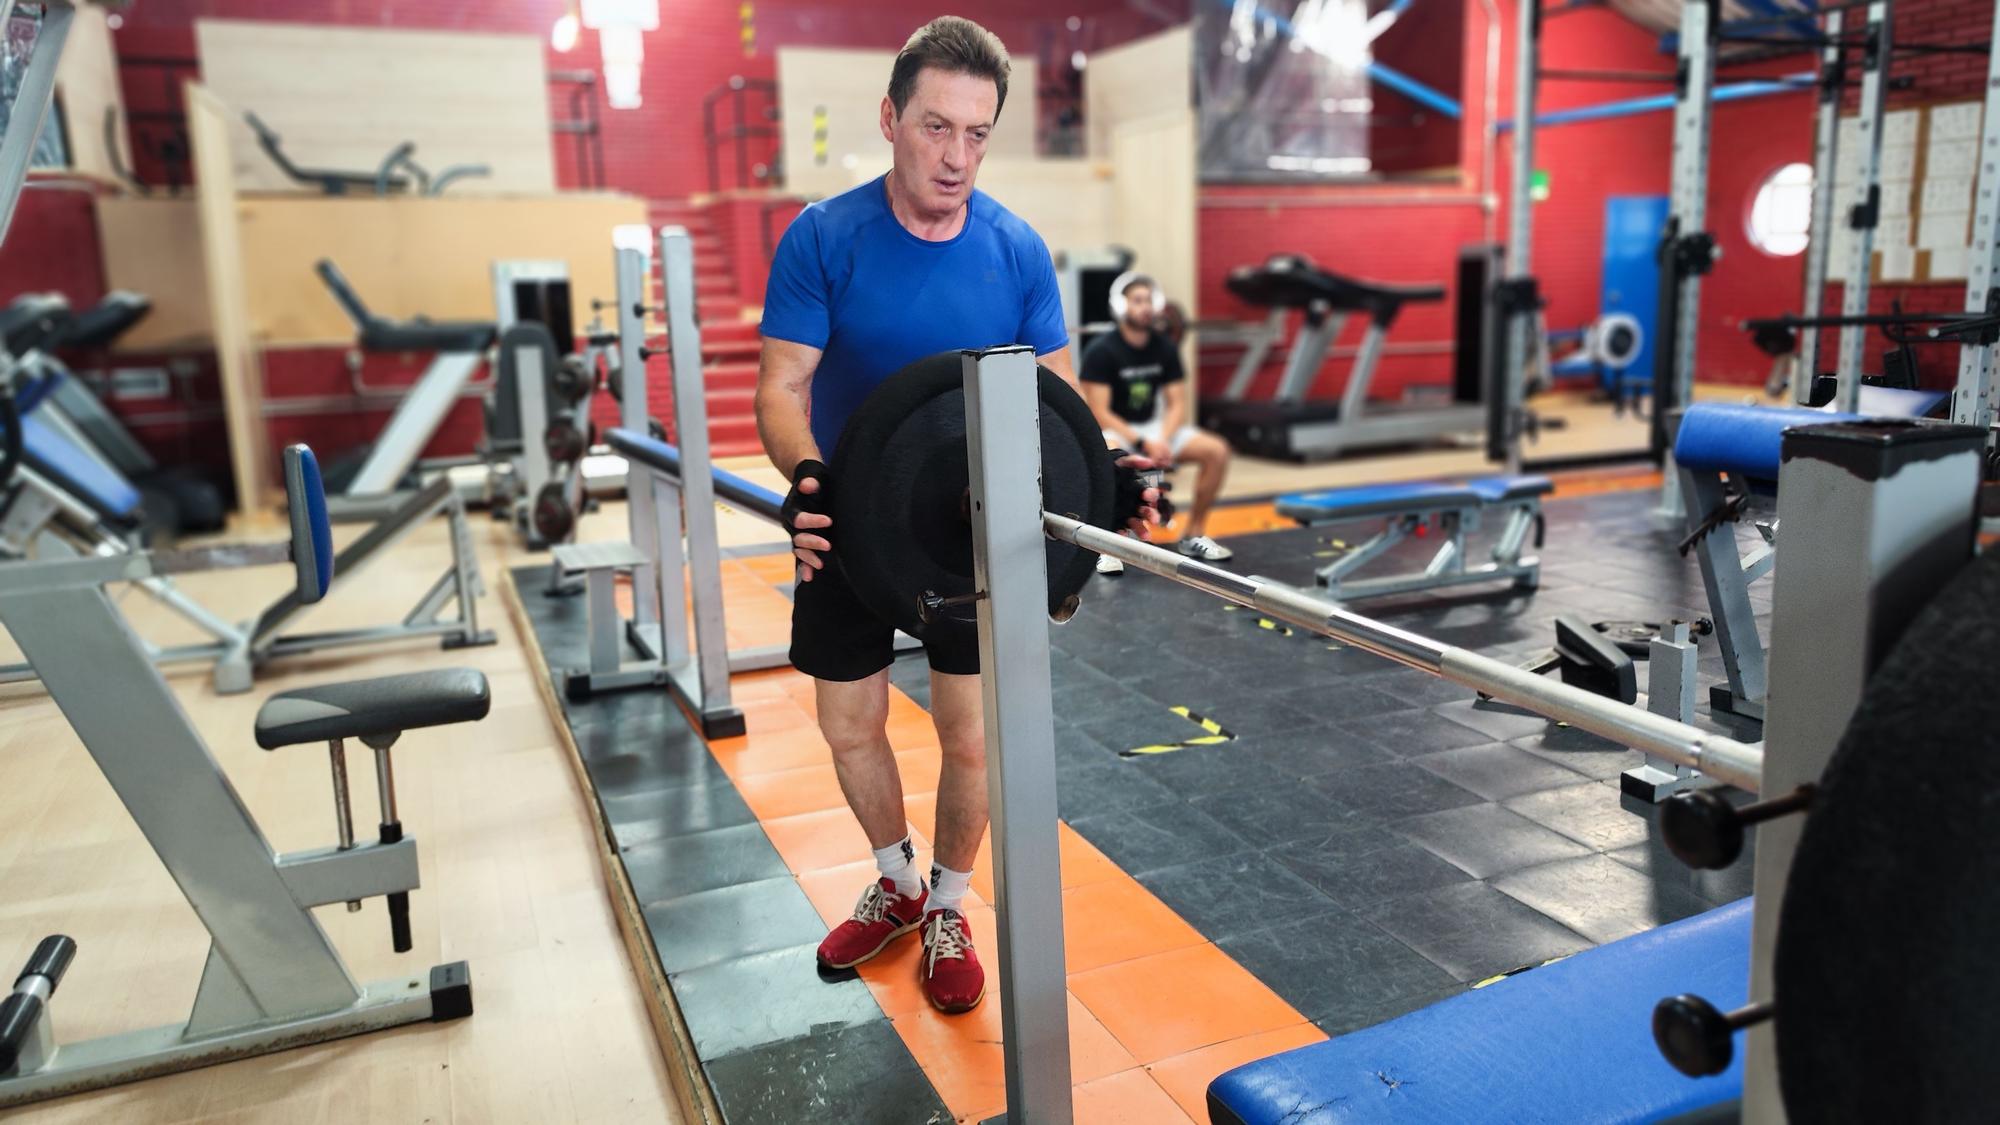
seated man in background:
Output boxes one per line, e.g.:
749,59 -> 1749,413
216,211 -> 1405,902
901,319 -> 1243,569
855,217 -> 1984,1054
1081,271 -> 1233,572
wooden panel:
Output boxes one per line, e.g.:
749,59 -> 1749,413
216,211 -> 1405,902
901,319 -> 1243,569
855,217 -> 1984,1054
235,194 -> 647,345
1113,110 -> 1199,331
95,197 -> 213,352
187,81 -> 268,516
779,46 -> 1036,199
1085,27 -> 1192,161
196,20 -> 554,195
51,2 -> 130,183
844,157 -> 1115,260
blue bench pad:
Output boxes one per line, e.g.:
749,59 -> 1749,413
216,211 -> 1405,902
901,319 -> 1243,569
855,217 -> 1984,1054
1208,899 -> 1751,1125
20,413 -> 142,522
1280,475 -> 1552,524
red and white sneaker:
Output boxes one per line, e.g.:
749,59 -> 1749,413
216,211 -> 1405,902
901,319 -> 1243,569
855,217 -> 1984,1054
919,908 -> 985,1014
816,878 -> 928,969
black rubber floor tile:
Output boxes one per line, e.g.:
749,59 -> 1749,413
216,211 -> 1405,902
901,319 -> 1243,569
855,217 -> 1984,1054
1311,984 -> 1468,1039
1135,850 -> 1338,944
1502,781 -> 1660,852
1275,679 -> 1410,720
1120,739 -> 1290,798
573,716 -> 731,795
670,942 -> 883,1061
1370,668 -> 1480,709
1219,911 -> 1460,1034
1308,761 -> 1485,821
704,1021 -> 950,1125
1055,750 -> 1181,819
1412,741 -> 1594,801
1362,880 -> 1592,983
1394,801 -> 1593,879
644,876 -> 832,975
1075,699 -> 1220,754
1346,707 -> 1498,756
1232,723 -> 1398,779
1509,729 -> 1647,781
1491,854 -> 1713,945
620,822 -> 790,904
1188,779 -> 1379,846
1609,838 -> 1758,908
1275,829 -> 1475,911
602,779 -> 758,847
1431,698 -> 1555,742
1067,800 -> 1259,878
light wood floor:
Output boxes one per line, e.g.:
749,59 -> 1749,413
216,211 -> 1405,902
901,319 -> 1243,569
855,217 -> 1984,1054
0,511 -> 682,1123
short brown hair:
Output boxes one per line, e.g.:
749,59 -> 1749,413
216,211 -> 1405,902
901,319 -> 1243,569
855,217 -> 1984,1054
887,17 -> 1010,122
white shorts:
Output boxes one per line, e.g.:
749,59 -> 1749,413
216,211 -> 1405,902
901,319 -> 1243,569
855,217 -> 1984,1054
1104,417 -> 1198,457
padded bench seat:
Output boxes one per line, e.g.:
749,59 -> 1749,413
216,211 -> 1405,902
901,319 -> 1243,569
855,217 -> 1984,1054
1208,899 -> 1751,1125
20,413 -> 142,524
1279,474 -> 1552,524
255,668 -> 491,749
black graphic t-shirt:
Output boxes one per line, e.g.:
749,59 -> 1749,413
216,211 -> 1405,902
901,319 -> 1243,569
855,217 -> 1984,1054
1079,330 -> 1184,424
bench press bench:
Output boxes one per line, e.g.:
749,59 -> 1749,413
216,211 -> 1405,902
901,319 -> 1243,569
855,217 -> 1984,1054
1208,899 -> 1751,1125
1277,474 -> 1553,600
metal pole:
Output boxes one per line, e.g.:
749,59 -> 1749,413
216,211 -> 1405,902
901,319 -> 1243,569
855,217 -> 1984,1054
1795,10 -> 1845,401
1047,515 -> 1764,792
1500,0 -> 1539,475
660,226 -> 733,718
614,246 -> 660,631
1657,0 -> 1718,520
964,348 -> 1073,1123
1835,0 -> 1892,408
1953,0 -> 2000,431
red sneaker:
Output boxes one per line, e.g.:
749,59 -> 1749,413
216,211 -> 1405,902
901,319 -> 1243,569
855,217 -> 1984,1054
816,878 -> 928,969
919,909 -> 985,1014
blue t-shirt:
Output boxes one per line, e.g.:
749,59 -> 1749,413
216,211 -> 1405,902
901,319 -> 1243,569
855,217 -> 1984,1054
760,175 -> 1069,457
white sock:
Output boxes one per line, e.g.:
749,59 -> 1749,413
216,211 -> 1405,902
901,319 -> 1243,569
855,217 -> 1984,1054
928,863 -> 973,916
873,837 -> 922,899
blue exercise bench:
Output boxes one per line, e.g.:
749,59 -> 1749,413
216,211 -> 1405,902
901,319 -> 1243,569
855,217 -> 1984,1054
1278,474 -> 1553,600
1208,899 -> 1751,1125
1672,391 -> 1945,724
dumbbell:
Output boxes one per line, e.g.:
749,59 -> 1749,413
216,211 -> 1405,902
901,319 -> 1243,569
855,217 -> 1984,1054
544,420 -> 589,466
532,480 -> 576,544
551,355 -> 595,405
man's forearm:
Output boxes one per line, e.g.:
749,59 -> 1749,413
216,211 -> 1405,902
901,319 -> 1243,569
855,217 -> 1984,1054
755,384 -> 821,479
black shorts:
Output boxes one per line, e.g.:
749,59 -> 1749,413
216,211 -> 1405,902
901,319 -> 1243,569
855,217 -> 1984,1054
789,559 -> 980,681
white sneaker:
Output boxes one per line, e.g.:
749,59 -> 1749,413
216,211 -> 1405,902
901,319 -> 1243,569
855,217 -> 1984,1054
1176,535 -> 1233,562
1096,553 -> 1125,576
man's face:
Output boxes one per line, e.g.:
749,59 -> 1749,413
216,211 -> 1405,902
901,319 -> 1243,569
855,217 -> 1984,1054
881,67 -> 998,220
1121,283 -> 1156,330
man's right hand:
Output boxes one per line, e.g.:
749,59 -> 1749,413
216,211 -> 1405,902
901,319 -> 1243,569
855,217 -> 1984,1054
781,459 -> 833,583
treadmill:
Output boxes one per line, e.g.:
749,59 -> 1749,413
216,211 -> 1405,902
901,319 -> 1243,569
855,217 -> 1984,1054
1200,247 -> 1495,461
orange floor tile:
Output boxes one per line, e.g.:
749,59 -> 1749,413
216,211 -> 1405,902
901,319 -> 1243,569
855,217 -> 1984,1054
1068,944 -> 1310,1064
1144,1023 -> 1327,1120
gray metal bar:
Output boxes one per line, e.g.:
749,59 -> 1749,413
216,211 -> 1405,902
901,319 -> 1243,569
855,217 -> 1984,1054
1835,0 -> 1891,405
1795,10 -> 1845,401
964,347 -> 1073,1123
615,245 -> 663,629
347,352 -> 483,495
1338,320 -> 1386,423
1048,514 -> 1763,791
662,226 -> 734,720
0,0 -> 73,243
1222,309 -> 1286,401
1680,469 -> 1768,715
1953,0 -> 2000,430
1660,0 -> 1717,519
1502,0 -> 1538,473
1277,312 -> 1342,403
275,838 -> 420,908
0,586 -> 362,1018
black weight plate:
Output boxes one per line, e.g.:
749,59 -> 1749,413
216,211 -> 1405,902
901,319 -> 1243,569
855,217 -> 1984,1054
830,351 -> 1115,640
1774,548 -> 2000,1123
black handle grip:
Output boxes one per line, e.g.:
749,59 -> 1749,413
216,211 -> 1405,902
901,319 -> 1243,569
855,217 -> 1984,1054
0,991 -> 44,1072
381,821 -> 412,953
17,935 -> 75,991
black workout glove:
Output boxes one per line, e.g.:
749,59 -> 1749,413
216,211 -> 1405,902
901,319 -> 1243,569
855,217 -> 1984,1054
782,458 -> 832,548
1109,449 -> 1175,529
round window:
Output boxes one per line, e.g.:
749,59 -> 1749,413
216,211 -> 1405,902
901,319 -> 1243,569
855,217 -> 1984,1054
1748,162 -> 1814,257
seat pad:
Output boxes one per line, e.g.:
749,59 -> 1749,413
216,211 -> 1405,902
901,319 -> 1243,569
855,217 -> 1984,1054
255,668 -> 490,749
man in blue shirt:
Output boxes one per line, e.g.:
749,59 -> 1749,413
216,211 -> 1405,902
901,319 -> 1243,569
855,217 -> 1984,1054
757,17 -> 1136,1016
